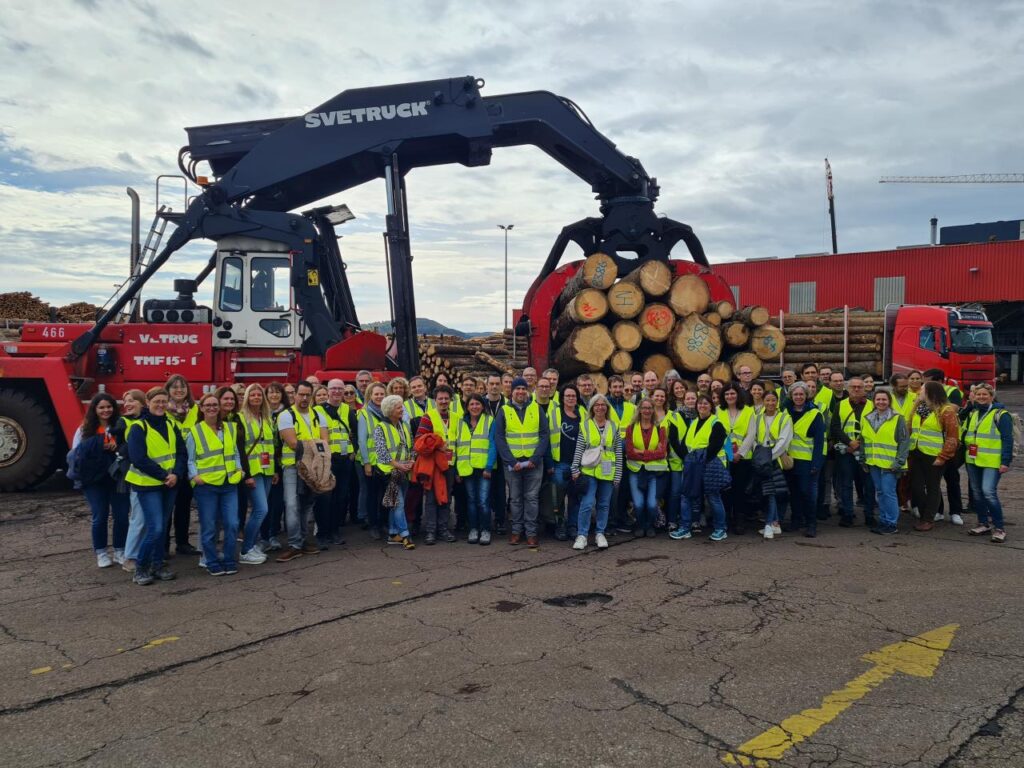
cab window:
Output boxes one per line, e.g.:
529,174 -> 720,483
218,257 -> 243,312
251,257 -> 291,312
918,327 -> 935,351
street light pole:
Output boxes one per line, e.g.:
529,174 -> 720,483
498,224 -> 514,332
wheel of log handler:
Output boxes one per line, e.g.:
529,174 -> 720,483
0,388 -> 59,491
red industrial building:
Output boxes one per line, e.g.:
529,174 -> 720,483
712,240 -> 1024,382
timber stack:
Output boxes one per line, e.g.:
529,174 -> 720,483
764,311 -> 886,377
418,330 -> 529,382
546,253 -> 785,385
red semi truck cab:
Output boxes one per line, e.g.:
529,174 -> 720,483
884,304 -> 995,388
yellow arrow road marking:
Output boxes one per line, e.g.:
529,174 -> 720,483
722,624 -> 958,765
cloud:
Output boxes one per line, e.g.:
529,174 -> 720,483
0,0 -> 1022,332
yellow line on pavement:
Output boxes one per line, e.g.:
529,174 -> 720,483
140,636 -> 180,650
722,624 -> 958,764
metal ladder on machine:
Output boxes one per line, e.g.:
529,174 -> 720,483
101,175 -> 191,321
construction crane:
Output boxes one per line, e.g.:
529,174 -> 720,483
879,174 -> 1024,184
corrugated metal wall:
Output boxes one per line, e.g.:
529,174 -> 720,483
712,241 -> 1024,313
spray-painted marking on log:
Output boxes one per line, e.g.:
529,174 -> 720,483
720,624 -> 958,766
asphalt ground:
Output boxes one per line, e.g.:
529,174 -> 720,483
2,390 -> 1022,768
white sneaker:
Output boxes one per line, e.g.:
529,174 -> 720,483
198,555 -> 208,569
239,550 -> 267,565
912,507 -> 920,519
935,512 -> 946,521
572,535 -> 587,551
595,533 -> 609,549
763,525 -> 774,540
951,514 -> 964,526
112,549 -> 126,565
96,551 -> 113,568
771,522 -> 782,536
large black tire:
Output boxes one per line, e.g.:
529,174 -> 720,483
0,388 -> 59,491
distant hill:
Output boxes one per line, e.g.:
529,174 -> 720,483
363,318 -> 493,339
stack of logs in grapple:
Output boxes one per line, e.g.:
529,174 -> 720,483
546,253 -> 786,389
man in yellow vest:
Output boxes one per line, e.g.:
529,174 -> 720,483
495,377 -> 549,546
276,381 -> 330,562
831,376 -> 876,527
315,379 -> 356,547
417,385 -> 460,544
606,375 -> 637,534
815,368 -> 844,520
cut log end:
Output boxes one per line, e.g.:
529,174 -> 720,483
667,274 -> 711,317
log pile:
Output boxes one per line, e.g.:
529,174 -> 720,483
417,330 -> 529,382
0,293 -> 101,323
548,253 -> 785,383
767,311 -> 886,377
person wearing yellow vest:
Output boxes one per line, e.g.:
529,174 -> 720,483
456,394 -> 497,545
669,394 -> 731,542
812,368 -> 842,522
357,382 -> 388,539
751,390 -> 793,539
909,381 -> 961,532
625,398 -> 668,538
570,393 -> 623,550
496,377 -> 550,547
667,388 -> 697,532
237,384 -> 276,565
964,383 -> 1013,542
312,379 -> 356,550
830,376 -> 878,528
606,375 -> 638,535
186,394 -> 246,576
859,390 -> 911,535
115,388 -> 148,573
404,376 -> 434,427
719,384 -> 757,536
373,395 -> 416,549
275,381 -> 330,562
781,383 -> 826,537
923,368 -> 966,525
417,385 -> 461,544
164,374 -> 200,557
888,373 -> 917,513
548,384 -> 585,542
125,386 -> 187,586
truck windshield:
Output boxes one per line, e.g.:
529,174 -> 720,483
951,326 -> 994,354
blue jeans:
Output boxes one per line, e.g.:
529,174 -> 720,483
629,469 -> 664,529
870,467 -> 900,528
837,453 -> 875,521
668,470 -> 683,526
243,475 -> 272,553
681,492 -> 725,531
195,483 -> 240,569
386,485 -> 410,537
764,495 -> 781,525
785,461 -> 820,533
83,478 -> 129,551
967,464 -> 1004,529
507,464 -> 543,537
550,462 -> 580,534
577,475 -> 614,536
124,491 -> 144,560
465,471 -> 492,531
260,477 -> 284,541
282,466 -> 315,549
133,487 -> 176,571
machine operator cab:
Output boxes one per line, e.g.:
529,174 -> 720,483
212,235 -> 300,348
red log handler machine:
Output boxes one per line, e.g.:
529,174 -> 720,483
0,76 -> 730,490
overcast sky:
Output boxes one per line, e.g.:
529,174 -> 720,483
2,1 -> 1022,332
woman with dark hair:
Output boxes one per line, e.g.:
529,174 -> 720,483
214,385 -> 247,538
782,382 -> 825,537
165,374 -> 200,556
719,383 -> 756,535
115,389 -> 148,573
457,393 -> 497,544
549,384 -> 584,541
74,393 -> 129,568
669,394 -> 731,542
909,381 -> 960,532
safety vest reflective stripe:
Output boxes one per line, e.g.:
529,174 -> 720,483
608,401 -> 637,437
426,408 -> 462,447
718,405 -> 755,460
661,412 -> 683,471
240,412 -> 276,475
502,402 -> 541,459
190,421 -> 243,485
756,410 -> 793,468
910,411 -> 944,456
125,420 -> 178,487
456,414 -> 493,477
626,422 -> 668,473
404,397 -> 434,419
280,408 -> 321,467
860,413 -> 904,469
375,421 -> 411,474
789,409 -> 822,462
581,420 -> 617,481
891,393 -> 916,423
838,399 -> 873,440
684,417 -> 727,467
966,407 -> 1006,468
